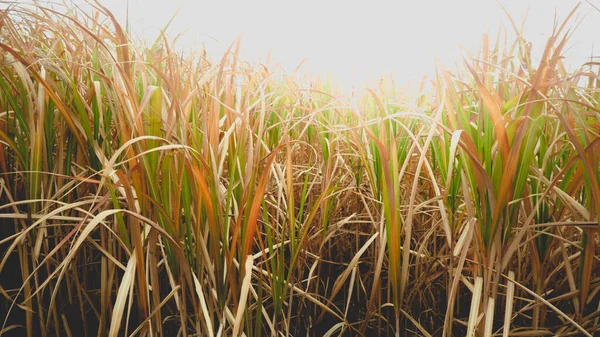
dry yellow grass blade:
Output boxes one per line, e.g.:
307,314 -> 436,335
466,277 -> 483,337
108,251 -> 137,337
232,256 -> 253,337
192,273 -> 215,337
502,271 -> 516,337
483,297 -> 495,337
322,322 -> 344,337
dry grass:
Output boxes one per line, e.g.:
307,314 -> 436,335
0,1 -> 598,336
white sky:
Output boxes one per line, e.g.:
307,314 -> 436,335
9,1 -> 600,90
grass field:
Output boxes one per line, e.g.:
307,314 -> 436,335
0,2 -> 599,336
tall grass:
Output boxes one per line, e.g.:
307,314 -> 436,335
0,2 -> 598,336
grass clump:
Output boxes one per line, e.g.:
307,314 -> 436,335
0,2 -> 598,336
